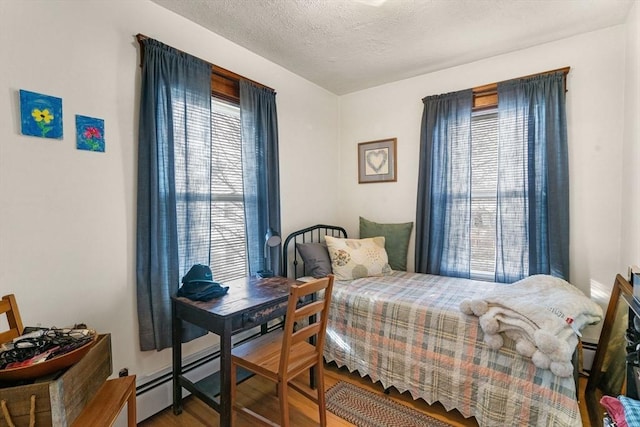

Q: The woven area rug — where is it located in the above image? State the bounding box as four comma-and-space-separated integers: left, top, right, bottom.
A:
326, 381, 453, 427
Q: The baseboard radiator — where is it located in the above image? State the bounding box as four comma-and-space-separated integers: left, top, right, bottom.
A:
134, 345, 219, 422
134, 323, 282, 423
582, 340, 597, 373
132, 328, 597, 423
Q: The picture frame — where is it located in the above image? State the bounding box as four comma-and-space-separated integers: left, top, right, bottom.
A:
76, 115, 105, 153
358, 138, 397, 184
19, 89, 63, 139
632, 265, 640, 304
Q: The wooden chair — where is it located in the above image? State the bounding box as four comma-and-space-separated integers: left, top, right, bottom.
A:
0, 294, 24, 344
231, 275, 334, 427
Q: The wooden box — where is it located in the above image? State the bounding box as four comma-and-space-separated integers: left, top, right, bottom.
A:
0, 333, 112, 427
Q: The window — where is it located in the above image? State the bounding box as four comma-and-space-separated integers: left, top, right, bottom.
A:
418, 68, 569, 283
470, 109, 498, 280
468, 69, 569, 279
210, 98, 247, 282
136, 35, 280, 350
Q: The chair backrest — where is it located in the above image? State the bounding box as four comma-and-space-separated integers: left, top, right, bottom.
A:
279, 275, 334, 377
0, 294, 24, 344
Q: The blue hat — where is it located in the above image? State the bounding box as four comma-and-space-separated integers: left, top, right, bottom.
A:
182, 264, 215, 284
178, 264, 229, 301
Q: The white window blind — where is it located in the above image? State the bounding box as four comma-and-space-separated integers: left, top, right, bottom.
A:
173, 96, 247, 283
210, 98, 247, 282
470, 109, 498, 279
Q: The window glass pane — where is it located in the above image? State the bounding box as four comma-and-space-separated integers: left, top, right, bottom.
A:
470, 110, 498, 278
211, 99, 247, 282
171, 92, 213, 267
212, 101, 244, 197
211, 200, 246, 280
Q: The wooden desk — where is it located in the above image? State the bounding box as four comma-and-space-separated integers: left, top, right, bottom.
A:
172, 276, 298, 427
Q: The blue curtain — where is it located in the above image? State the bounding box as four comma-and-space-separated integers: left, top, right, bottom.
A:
495, 72, 569, 282
136, 39, 211, 351
240, 81, 282, 276
415, 90, 473, 277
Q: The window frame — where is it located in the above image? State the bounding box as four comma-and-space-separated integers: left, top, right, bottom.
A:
468, 67, 569, 280
136, 33, 273, 104
472, 66, 569, 112
137, 33, 274, 281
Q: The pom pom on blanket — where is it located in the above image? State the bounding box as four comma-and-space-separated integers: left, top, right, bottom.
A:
459, 274, 603, 377
550, 360, 574, 377
460, 298, 489, 316
513, 334, 536, 357
484, 331, 504, 349
532, 350, 551, 369
459, 299, 474, 315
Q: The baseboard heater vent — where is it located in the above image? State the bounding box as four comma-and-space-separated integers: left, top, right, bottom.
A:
134, 322, 283, 422
582, 340, 597, 373
132, 326, 595, 422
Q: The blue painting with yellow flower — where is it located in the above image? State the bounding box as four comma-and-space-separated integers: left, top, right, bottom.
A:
75, 115, 105, 153
20, 89, 63, 139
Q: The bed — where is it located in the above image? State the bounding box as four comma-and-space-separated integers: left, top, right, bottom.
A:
282, 224, 585, 427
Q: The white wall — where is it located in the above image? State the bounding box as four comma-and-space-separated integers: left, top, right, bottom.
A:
620, 2, 640, 270
0, 0, 636, 408
337, 26, 629, 343
0, 0, 341, 384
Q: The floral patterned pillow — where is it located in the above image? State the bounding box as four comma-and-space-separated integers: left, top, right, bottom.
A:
325, 235, 391, 281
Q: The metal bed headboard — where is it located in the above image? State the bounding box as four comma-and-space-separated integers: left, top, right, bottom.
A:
282, 224, 347, 279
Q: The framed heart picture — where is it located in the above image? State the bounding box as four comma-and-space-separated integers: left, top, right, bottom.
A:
358, 138, 397, 183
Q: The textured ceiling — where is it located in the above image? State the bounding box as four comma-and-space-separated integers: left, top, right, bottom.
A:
150, 0, 634, 95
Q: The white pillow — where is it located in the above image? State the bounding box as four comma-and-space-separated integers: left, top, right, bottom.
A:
325, 235, 391, 281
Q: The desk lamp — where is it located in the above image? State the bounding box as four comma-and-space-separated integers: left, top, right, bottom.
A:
257, 228, 281, 278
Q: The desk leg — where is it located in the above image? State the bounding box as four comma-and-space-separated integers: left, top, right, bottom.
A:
172, 302, 183, 415
219, 321, 233, 427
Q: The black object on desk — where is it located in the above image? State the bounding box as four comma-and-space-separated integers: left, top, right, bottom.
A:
171, 275, 298, 427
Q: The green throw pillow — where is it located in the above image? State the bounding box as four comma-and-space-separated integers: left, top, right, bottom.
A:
359, 216, 413, 271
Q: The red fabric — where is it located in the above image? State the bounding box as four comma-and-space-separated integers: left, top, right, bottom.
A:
601, 395, 628, 427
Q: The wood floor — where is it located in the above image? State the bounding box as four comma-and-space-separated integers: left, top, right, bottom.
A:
139, 362, 593, 426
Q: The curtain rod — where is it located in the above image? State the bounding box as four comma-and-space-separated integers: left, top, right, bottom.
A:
135, 33, 274, 92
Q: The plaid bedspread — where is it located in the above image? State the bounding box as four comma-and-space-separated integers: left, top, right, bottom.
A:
323, 272, 581, 426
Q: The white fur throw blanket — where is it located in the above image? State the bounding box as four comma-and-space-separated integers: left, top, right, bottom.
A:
460, 275, 603, 377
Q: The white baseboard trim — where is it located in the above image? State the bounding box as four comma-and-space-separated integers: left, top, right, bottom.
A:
132, 329, 597, 423
136, 348, 221, 422
134, 325, 276, 423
